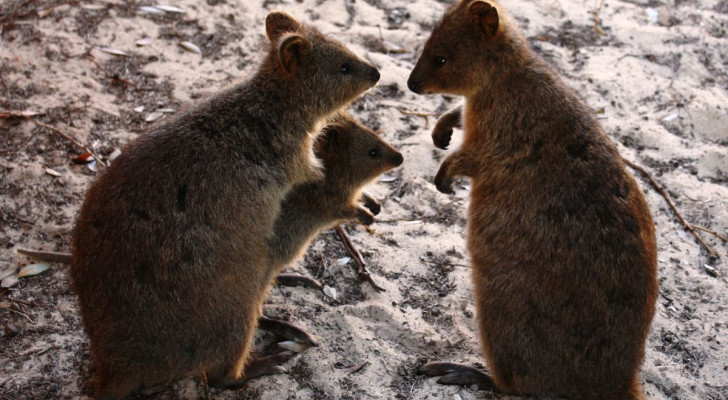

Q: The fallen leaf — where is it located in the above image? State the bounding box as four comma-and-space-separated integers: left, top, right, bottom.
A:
98, 47, 130, 57
145, 111, 165, 122
0, 301, 10, 309
154, 4, 185, 13
139, 6, 165, 14
157, 108, 176, 113
323, 285, 337, 299
72, 152, 94, 164
1, 275, 18, 288
87, 160, 97, 172
108, 148, 122, 162
179, 41, 201, 55
136, 37, 156, 46
37, 8, 53, 18
20, 109, 42, 117
133, 106, 144, 113
17, 263, 51, 278
380, 40, 406, 54
0, 109, 42, 118
44, 167, 62, 177
278, 341, 312, 353
336, 257, 352, 266
379, 175, 397, 183
0, 268, 16, 281
81, 4, 107, 10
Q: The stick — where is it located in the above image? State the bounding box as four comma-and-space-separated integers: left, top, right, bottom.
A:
692, 225, 728, 242
594, 0, 607, 36
28, 118, 108, 168
397, 108, 440, 118
397, 108, 441, 129
623, 157, 717, 258
334, 225, 386, 292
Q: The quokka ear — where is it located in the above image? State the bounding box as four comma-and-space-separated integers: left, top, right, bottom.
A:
278, 33, 311, 75
322, 128, 340, 153
266, 11, 300, 41
468, 1, 500, 38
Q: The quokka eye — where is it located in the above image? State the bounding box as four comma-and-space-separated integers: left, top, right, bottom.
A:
368, 148, 380, 159
434, 56, 447, 67
340, 63, 351, 74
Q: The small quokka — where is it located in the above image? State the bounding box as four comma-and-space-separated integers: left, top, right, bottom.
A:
69, 11, 379, 400
269, 111, 403, 269
408, 1, 658, 399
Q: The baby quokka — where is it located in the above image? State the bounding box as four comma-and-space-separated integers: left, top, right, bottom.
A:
409, 1, 658, 399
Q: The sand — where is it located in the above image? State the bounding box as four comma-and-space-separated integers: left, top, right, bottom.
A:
1, 0, 726, 399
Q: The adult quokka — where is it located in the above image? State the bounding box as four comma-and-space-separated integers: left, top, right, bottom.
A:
70, 11, 379, 399
408, 1, 658, 399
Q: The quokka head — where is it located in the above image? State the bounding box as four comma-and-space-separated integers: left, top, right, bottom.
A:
408, 0, 520, 97
315, 112, 403, 190
265, 11, 380, 115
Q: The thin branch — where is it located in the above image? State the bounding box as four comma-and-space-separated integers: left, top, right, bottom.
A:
28, 118, 108, 168
594, 0, 607, 36
397, 108, 441, 129
692, 225, 728, 242
623, 157, 717, 258
334, 225, 386, 292
397, 108, 440, 118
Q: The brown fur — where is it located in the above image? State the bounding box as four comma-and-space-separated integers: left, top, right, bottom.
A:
69, 11, 379, 400
409, 1, 658, 399
269, 111, 403, 269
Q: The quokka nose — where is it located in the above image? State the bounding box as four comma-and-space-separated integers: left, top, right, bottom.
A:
392, 152, 404, 166
369, 67, 380, 83
407, 77, 420, 94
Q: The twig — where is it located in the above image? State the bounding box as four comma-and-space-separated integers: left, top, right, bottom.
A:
7, 307, 33, 323
397, 108, 441, 128
594, 0, 607, 36
334, 225, 386, 292
28, 118, 108, 168
84, 52, 141, 94
397, 108, 440, 118
692, 225, 728, 242
623, 157, 717, 258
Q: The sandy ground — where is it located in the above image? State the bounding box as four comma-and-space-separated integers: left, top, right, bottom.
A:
1, 0, 727, 399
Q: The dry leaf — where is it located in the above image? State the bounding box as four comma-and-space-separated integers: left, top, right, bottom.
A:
81, 4, 107, 10
1, 275, 18, 288
379, 175, 397, 182
44, 167, 62, 177
108, 148, 122, 162
18, 263, 51, 278
278, 341, 312, 353
133, 106, 144, 113
336, 257, 352, 265
37, 8, 53, 18
0, 109, 42, 118
136, 37, 156, 46
87, 160, 98, 172
154, 4, 185, 13
157, 108, 176, 114
145, 111, 165, 122
139, 6, 164, 14
98, 47, 130, 57
179, 41, 201, 55
0, 268, 16, 281
72, 152, 94, 164
380, 40, 406, 54
0, 301, 10, 309
323, 285, 337, 299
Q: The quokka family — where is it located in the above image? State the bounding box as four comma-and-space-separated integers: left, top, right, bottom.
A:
19, 1, 658, 399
